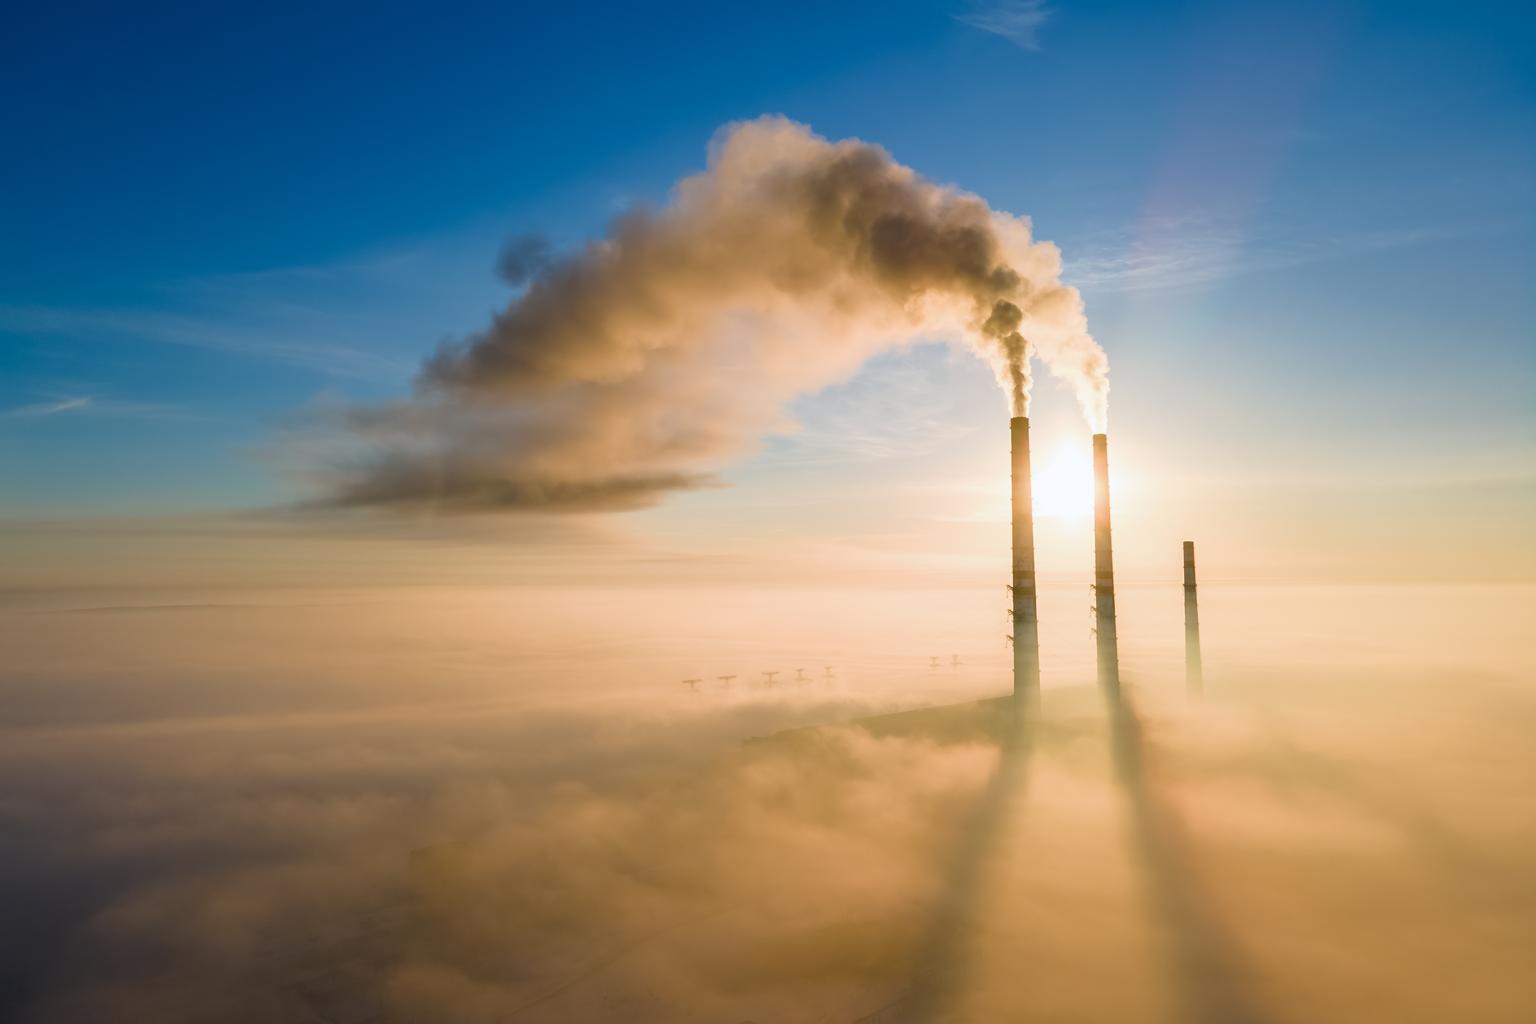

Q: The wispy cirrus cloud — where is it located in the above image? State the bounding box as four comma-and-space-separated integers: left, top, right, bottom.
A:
3, 393, 201, 422
6, 395, 95, 418
1065, 216, 1493, 293
956, 0, 1053, 50
762, 349, 980, 466
0, 231, 510, 386
0, 305, 410, 381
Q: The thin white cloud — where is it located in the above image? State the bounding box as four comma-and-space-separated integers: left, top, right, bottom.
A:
2, 393, 207, 423
763, 353, 979, 466
956, 0, 1053, 50
0, 234, 503, 385
1066, 219, 1493, 293
0, 305, 410, 380
6, 395, 94, 418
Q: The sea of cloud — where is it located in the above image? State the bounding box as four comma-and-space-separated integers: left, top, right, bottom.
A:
1, 582, 1531, 1022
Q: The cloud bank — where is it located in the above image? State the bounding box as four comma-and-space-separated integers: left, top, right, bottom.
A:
10, 675, 1536, 1024
4, 583, 1535, 1023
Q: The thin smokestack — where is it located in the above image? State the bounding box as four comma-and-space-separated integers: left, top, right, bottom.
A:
1011, 416, 1041, 702
1183, 541, 1204, 697
1092, 433, 1120, 694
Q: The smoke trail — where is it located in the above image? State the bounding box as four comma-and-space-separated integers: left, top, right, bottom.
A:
319, 117, 1108, 513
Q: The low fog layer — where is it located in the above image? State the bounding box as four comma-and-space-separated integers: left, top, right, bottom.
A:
1, 583, 1532, 1022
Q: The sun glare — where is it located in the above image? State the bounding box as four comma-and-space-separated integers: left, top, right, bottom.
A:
1032, 444, 1095, 521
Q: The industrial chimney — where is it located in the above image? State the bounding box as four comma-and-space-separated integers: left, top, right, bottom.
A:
1092, 433, 1121, 695
1011, 416, 1041, 701
1183, 541, 1203, 696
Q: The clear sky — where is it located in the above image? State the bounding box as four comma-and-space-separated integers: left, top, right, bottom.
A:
1, 0, 1532, 585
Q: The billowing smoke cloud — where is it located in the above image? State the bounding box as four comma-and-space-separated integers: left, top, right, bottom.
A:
320, 117, 1108, 513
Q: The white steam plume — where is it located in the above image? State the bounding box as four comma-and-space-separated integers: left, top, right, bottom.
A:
320, 117, 1109, 513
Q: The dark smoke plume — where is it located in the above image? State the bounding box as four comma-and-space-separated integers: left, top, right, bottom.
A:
320, 117, 1108, 513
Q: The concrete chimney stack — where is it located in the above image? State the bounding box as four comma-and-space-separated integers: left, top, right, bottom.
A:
1092, 433, 1121, 695
1011, 416, 1041, 701
1183, 541, 1203, 696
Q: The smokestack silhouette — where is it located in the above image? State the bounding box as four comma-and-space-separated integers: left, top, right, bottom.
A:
1093, 433, 1121, 694
1183, 541, 1204, 696
1011, 416, 1041, 701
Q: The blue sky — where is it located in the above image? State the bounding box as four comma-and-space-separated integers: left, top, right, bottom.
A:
1, 0, 1532, 579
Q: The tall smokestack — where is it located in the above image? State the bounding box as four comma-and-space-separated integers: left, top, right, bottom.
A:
1010, 416, 1041, 701
1092, 434, 1121, 694
1183, 541, 1203, 697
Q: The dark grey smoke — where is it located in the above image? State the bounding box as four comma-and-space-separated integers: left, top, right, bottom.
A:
314, 117, 1107, 513
495, 234, 552, 287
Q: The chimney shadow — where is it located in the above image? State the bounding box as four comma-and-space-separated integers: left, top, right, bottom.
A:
837, 697, 1035, 1024
891, 691, 1274, 1024
1105, 683, 1272, 1024
844, 683, 1272, 1024
899, 701, 1035, 1022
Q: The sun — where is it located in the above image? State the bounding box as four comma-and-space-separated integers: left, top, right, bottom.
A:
1032, 443, 1094, 521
